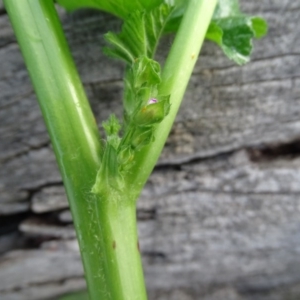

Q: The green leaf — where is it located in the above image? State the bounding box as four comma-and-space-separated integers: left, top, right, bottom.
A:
209, 0, 268, 64
205, 22, 223, 45
93, 116, 125, 193
92, 143, 124, 194
207, 15, 267, 65
164, 0, 268, 65
208, 0, 267, 64
56, 0, 163, 19
124, 56, 161, 116
104, 4, 172, 63
251, 17, 268, 38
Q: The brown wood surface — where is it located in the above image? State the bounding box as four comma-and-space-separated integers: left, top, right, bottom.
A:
1, 1, 300, 299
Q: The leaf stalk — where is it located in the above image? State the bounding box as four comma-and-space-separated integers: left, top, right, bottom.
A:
128, 0, 218, 194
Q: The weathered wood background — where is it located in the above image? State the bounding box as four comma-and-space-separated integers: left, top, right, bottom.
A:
1, 0, 300, 299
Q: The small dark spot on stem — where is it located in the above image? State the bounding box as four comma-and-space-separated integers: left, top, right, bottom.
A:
137, 241, 140, 253
112, 240, 116, 249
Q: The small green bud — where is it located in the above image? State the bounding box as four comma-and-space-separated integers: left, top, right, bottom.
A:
134, 96, 170, 126
102, 114, 121, 149
102, 114, 121, 136
131, 127, 154, 150
132, 56, 161, 87
124, 57, 161, 116
118, 146, 134, 165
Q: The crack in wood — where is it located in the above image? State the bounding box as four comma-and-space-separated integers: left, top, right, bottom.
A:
248, 139, 300, 162
0, 141, 51, 164
0, 276, 85, 294
0, 8, 6, 17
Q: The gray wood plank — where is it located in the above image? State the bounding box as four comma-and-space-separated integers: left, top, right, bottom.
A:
1, 0, 300, 299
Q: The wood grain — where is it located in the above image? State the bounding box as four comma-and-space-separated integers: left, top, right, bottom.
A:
0, 1, 300, 299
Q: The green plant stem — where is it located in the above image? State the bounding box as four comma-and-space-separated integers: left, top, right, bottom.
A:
128, 0, 218, 194
94, 194, 147, 300
4, 0, 146, 299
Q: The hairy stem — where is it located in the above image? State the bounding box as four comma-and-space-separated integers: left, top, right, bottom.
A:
4, 0, 147, 299
93, 193, 147, 300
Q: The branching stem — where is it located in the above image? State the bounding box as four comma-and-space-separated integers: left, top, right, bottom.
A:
4, 0, 218, 299
128, 0, 218, 194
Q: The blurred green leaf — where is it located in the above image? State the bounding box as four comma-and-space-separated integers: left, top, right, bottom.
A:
56, 0, 163, 18
103, 4, 172, 63
206, 0, 268, 65
164, 0, 268, 64
207, 15, 267, 64
134, 96, 170, 127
